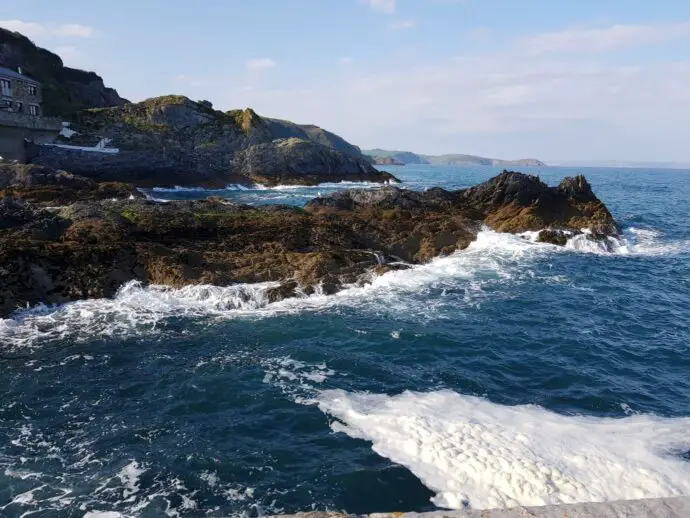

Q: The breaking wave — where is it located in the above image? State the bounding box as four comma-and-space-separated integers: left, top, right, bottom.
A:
316, 389, 690, 510
150, 184, 260, 193
148, 181, 386, 194
1, 228, 686, 350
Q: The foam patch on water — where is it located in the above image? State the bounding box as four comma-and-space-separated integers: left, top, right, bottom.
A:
262, 357, 336, 404
317, 389, 690, 510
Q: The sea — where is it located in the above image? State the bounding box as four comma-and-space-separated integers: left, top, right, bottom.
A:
1, 165, 690, 517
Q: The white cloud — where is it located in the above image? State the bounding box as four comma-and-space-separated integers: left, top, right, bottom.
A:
246, 58, 277, 70
518, 22, 690, 54
219, 39, 690, 161
364, 0, 396, 14
52, 23, 94, 38
388, 19, 416, 30
339, 57, 354, 65
0, 19, 95, 38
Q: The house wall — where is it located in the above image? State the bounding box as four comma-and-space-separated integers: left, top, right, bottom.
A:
0, 74, 42, 115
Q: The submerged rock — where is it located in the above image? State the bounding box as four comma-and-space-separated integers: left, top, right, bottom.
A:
0, 171, 618, 316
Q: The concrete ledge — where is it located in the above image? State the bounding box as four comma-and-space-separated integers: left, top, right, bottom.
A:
277, 496, 690, 518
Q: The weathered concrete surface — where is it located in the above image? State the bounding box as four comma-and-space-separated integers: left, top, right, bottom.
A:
277, 496, 690, 518
0, 112, 61, 161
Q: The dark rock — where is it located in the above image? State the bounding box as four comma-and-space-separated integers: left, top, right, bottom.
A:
0, 171, 619, 317
558, 175, 597, 202
306, 186, 457, 212
0, 163, 142, 206
0, 196, 42, 229
266, 281, 300, 303
537, 229, 572, 246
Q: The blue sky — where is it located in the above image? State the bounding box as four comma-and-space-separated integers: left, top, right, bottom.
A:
2, 0, 690, 162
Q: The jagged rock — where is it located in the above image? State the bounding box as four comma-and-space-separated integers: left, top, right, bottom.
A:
0, 172, 618, 317
459, 171, 619, 234
306, 186, 458, 211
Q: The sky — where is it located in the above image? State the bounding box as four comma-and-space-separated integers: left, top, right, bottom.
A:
2, 0, 690, 162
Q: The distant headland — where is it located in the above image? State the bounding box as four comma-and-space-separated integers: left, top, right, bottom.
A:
365, 149, 546, 167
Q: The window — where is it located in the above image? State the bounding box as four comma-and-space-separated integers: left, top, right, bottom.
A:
15, 102, 23, 113
28, 105, 39, 116
28, 85, 38, 96
0, 78, 11, 95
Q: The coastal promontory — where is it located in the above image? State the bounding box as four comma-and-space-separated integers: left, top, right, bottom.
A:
0, 166, 617, 317
34, 96, 396, 187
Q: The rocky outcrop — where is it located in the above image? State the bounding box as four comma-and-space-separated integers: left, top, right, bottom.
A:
0, 168, 617, 316
369, 155, 405, 166
33, 96, 397, 187
364, 150, 428, 165
0, 163, 142, 205
0, 28, 127, 117
426, 155, 547, 167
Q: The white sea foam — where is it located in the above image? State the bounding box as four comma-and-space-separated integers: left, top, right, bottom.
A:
0, 281, 280, 349
1, 228, 686, 349
559, 227, 690, 256
317, 389, 690, 510
270, 181, 386, 191
148, 180, 386, 194
150, 184, 260, 193
262, 357, 336, 403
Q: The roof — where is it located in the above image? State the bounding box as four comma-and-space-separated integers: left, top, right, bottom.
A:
0, 67, 40, 85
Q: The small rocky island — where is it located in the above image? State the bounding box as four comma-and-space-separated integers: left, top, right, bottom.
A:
0, 163, 618, 317
33, 96, 395, 188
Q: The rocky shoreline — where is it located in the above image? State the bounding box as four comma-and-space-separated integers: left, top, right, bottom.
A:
0, 163, 617, 317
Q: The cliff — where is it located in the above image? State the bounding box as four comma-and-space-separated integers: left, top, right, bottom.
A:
365, 149, 546, 167
0, 27, 127, 117
424, 154, 546, 167
368, 155, 405, 166
364, 149, 428, 165
0, 166, 617, 316
34, 96, 395, 187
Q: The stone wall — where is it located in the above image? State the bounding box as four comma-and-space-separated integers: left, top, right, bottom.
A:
0, 110, 61, 131
0, 112, 61, 161
275, 496, 690, 518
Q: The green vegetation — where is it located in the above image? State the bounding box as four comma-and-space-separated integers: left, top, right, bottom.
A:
226, 108, 261, 133
119, 209, 138, 223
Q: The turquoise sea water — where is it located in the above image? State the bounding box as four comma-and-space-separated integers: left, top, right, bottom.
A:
1, 165, 690, 516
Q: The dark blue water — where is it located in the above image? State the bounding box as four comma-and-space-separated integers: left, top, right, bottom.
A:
2, 166, 690, 516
